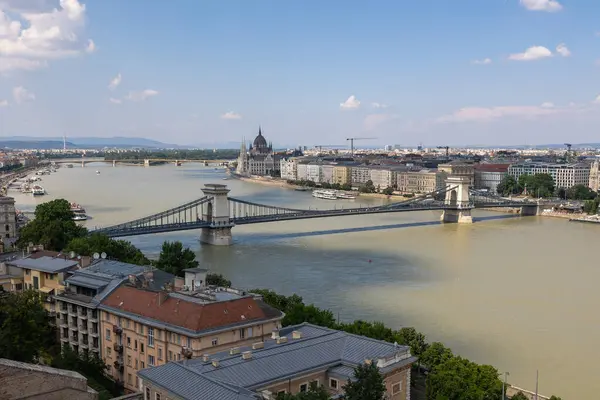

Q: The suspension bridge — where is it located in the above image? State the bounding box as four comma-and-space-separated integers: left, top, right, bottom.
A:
91, 176, 540, 245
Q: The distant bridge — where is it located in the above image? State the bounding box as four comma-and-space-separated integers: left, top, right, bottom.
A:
91, 176, 541, 245
52, 158, 233, 167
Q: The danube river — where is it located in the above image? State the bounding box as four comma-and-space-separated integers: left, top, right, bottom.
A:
12, 162, 598, 398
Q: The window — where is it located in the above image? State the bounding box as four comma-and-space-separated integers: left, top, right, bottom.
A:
186, 337, 191, 348
310, 380, 319, 388
127, 355, 132, 366
135, 359, 138, 369
168, 350, 173, 361
145, 387, 150, 400
134, 340, 138, 350
299, 383, 308, 392
157, 330, 161, 340
127, 373, 132, 384
127, 336, 131, 347
247, 327, 253, 337
239, 328, 245, 339
176, 334, 180, 345
139, 325, 144, 335
330, 378, 338, 389
392, 382, 402, 395
126, 319, 130, 329
140, 343, 145, 353
141, 361, 145, 369
106, 347, 112, 357
148, 327, 154, 347
211, 338, 218, 346
105, 328, 111, 341
148, 355, 155, 366
158, 348, 163, 360
155, 394, 161, 400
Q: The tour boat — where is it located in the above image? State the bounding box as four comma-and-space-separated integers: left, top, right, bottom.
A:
336, 191, 357, 200
31, 185, 45, 196
70, 202, 86, 213
312, 189, 338, 200
72, 212, 88, 221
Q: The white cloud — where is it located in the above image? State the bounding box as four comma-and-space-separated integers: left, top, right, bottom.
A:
540, 102, 555, 108
0, 99, 7, 106
556, 43, 570, 57
125, 89, 158, 102
371, 102, 389, 109
472, 58, 492, 65
594, 95, 600, 104
437, 103, 564, 123
364, 113, 398, 130
109, 97, 121, 104
508, 46, 553, 61
0, 57, 46, 73
220, 111, 242, 120
520, 0, 563, 12
12, 85, 34, 104
85, 39, 95, 54
340, 95, 360, 110
0, 0, 94, 73
108, 73, 122, 90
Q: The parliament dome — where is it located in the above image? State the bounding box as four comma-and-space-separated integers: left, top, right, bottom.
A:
253, 127, 268, 149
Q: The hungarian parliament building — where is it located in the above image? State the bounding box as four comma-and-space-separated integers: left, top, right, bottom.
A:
235, 127, 282, 176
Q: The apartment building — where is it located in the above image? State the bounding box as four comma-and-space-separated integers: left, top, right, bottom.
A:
321, 164, 334, 184
0, 196, 16, 245
589, 160, 600, 192
397, 169, 446, 194
280, 158, 298, 181
508, 162, 591, 189
474, 164, 509, 193
369, 167, 396, 190
332, 165, 351, 185
351, 165, 372, 186
53, 260, 161, 358
138, 323, 416, 400
306, 163, 322, 183
438, 161, 474, 185
0, 358, 99, 400
296, 162, 308, 181
99, 269, 284, 392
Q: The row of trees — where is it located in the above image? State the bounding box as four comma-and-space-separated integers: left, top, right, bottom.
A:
0, 162, 23, 173
497, 174, 598, 201
104, 149, 239, 161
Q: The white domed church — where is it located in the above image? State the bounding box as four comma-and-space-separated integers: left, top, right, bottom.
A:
235, 127, 281, 176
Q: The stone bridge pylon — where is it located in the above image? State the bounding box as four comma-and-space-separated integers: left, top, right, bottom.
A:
441, 176, 473, 223
199, 184, 234, 245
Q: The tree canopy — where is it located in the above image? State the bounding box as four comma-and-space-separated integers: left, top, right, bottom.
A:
65, 233, 150, 265
17, 199, 87, 250
566, 184, 597, 200
0, 290, 55, 363
154, 240, 198, 276
343, 361, 386, 400
519, 173, 555, 198
276, 383, 330, 400
206, 273, 232, 287
496, 175, 518, 196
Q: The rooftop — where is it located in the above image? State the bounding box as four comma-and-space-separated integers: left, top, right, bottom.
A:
0, 358, 87, 380
138, 323, 416, 400
8, 256, 79, 273
99, 285, 283, 336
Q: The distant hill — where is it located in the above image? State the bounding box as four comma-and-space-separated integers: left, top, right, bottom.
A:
0, 140, 77, 150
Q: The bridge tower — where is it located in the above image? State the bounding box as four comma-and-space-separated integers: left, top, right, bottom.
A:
200, 184, 234, 245
440, 175, 473, 224
144, 159, 150, 167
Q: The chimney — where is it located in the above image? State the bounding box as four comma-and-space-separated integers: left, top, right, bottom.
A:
174, 277, 184, 291
211, 360, 219, 368
271, 329, 280, 340
276, 336, 287, 344
241, 351, 252, 360
202, 354, 210, 362
292, 331, 302, 340
229, 347, 240, 355
158, 291, 168, 306
364, 359, 372, 365
252, 342, 264, 350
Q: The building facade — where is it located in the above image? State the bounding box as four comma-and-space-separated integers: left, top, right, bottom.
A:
474, 164, 509, 193
0, 196, 16, 245
589, 160, 600, 192
397, 169, 446, 194
351, 166, 372, 186
508, 162, 591, 189
138, 323, 416, 400
438, 161, 475, 186
235, 128, 280, 177
332, 165, 351, 185
99, 274, 284, 393
305, 163, 322, 183
369, 167, 396, 190
280, 158, 298, 181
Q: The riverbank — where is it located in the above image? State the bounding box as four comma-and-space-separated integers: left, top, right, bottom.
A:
233, 174, 411, 202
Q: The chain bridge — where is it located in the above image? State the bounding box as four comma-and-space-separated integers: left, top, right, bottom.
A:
91, 176, 540, 245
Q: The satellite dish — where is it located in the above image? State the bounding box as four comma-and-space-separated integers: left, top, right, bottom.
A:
92, 252, 100, 260
101, 252, 107, 259
69, 251, 76, 259
77, 255, 81, 260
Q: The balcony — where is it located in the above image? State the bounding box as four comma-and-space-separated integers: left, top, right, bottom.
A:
112, 325, 123, 334
90, 329, 99, 337
89, 311, 98, 321
79, 310, 88, 320
113, 360, 124, 373
113, 343, 123, 353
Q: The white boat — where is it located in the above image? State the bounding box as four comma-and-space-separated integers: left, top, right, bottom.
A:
72, 212, 88, 221
31, 185, 45, 196
312, 189, 338, 200
70, 202, 86, 213
96, 170, 100, 175
336, 191, 357, 200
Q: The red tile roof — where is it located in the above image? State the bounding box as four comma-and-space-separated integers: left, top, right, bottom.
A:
101, 286, 282, 332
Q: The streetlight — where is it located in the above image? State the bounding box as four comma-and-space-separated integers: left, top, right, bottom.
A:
501, 372, 509, 400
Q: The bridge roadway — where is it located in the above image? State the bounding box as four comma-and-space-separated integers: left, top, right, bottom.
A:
52, 158, 233, 165
93, 197, 532, 238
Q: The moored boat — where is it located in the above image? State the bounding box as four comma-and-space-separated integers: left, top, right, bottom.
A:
31, 185, 45, 196
70, 202, 86, 213
72, 212, 88, 221
312, 189, 338, 200
336, 191, 357, 199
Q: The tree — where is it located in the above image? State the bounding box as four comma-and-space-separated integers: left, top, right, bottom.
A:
65, 233, 150, 265
566, 184, 597, 200
394, 327, 428, 363
276, 383, 330, 400
548, 396, 563, 400
511, 392, 528, 400
17, 199, 87, 250
584, 198, 600, 214
382, 186, 394, 196
419, 342, 453, 370
359, 180, 376, 194
341, 183, 352, 191
283, 303, 337, 328
526, 173, 555, 198
0, 290, 54, 363
206, 273, 232, 287
343, 361, 386, 400
496, 175, 518, 196
154, 241, 198, 276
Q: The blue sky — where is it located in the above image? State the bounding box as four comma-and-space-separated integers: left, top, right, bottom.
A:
0, 0, 599, 147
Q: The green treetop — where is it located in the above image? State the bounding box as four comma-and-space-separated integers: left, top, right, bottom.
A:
343, 361, 386, 400
154, 240, 199, 276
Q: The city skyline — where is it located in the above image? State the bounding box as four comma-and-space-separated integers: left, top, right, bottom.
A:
0, 0, 599, 146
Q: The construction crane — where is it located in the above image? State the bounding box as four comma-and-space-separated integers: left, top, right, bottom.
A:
346, 137, 376, 156
437, 146, 450, 158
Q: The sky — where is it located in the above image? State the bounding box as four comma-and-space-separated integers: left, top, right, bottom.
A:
0, 0, 599, 147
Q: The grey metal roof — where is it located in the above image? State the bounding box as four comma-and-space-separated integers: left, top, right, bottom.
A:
138, 323, 414, 400
8, 256, 78, 273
